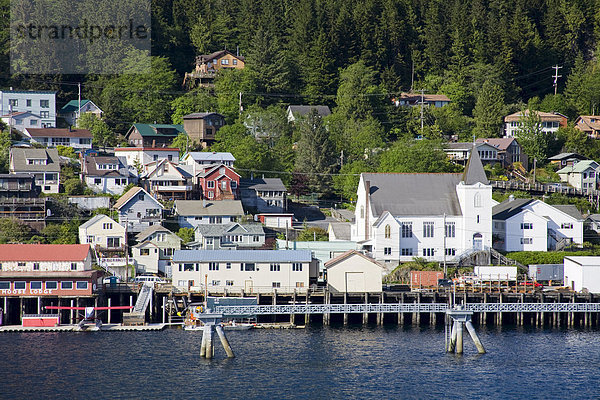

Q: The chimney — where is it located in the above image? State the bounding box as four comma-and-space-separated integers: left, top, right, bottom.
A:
365, 180, 370, 240
509, 194, 515, 202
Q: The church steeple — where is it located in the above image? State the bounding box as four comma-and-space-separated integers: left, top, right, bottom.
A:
463, 145, 489, 185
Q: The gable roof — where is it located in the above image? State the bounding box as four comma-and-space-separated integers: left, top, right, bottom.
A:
474, 137, 517, 151
183, 152, 235, 163
575, 116, 600, 132
552, 205, 584, 221
492, 198, 535, 220
398, 93, 451, 103
0, 244, 90, 262
174, 200, 244, 217
287, 105, 331, 118
127, 124, 185, 139
173, 249, 311, 263
556, 160, 600, 174
10, 148, 60, 172
324, 250, 382, 269
463, 146, 489, 185
1, 111, 40, 119
113, 187, 163, 210
328, 222, 352, 240
83, 155, 132, 178
144, 159, 192, 180
362, 173, 463, 217
183, 112, 225, 120
504, 110, 567, 122
195, 222, 264, 237
196, 50, 245, 64
25, 128, 92, 138
548, 152, 586, 161
135, 224, 177, 242
79, 214, 121, 230
239, 177, 287, 192
60, 100, 95, 113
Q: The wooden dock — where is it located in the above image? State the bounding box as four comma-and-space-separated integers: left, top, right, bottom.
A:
0, 323, 167, 332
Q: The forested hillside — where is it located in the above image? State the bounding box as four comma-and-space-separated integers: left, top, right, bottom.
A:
2, 0, 600, 199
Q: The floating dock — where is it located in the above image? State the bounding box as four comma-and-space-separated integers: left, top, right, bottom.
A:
0, 323, 166, 332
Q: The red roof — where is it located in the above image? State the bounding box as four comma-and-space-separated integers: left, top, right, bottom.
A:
0, 244, 91, 262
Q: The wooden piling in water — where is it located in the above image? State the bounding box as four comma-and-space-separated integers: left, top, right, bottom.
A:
363, 293, 369, 325
216, 324, 234, 358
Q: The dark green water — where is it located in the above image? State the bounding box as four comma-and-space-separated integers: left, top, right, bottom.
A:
1, 325, 599, 399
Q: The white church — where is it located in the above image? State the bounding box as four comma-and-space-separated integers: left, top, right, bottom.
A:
351, 149, 493, 266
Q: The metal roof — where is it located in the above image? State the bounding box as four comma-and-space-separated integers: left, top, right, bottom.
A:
184, 152, 235, 163
173, 249, 312, 263
195, 223, 264, 236
492, 198, 534, 220
557, 160, 600, 174
239, 177, 287, 192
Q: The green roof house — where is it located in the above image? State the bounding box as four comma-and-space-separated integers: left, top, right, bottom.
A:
125, 123, 186, 148
557, 160, 600, 194
59, 99, 103, 126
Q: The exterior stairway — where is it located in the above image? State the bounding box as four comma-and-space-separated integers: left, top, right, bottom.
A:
123, 283, 153, 325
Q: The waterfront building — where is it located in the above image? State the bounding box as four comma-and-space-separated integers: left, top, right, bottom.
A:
190, 223, 266, 250
563, 256, 600, 293
351, 149, 492, 266
133, 225, 182, 276
172, 249, 318, 294
324, 250, 384, 293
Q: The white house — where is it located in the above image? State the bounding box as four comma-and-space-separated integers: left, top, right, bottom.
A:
82, 155, 137, 195
133, 225, 181, 276
23, 127, 93, 149
286, 105, 331, 123
114, 147, 180, 167
59, 99, 103, 126
141, 159, 194, 200
0, 89, 56, 128
563, 256, 600, 293
503, 110, 567, 138
172, 249, 319, 294
324, 250, 384, 293
78, 214, 126, 252
0, 244, 92, 271
351, 149, 493, 266
557, 160, 599, 194
492, 198, 584, 252
191, 223, 265, 250
113, 187, 164, 233
180, 152, 236, 173
174, 199, 244, 229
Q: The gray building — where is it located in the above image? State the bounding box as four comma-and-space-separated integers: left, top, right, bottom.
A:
240, 177, 287, 213
9, 148, 61, 193
174, 199, 244, 229
113, 187, 164, 233
190, 222, 266, 250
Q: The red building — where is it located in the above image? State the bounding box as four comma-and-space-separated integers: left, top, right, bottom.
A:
196, 164, 240, 200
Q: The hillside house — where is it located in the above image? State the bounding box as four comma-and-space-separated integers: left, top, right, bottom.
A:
133, 225, 181, 276
59, 99, 103, 126
174, 199, 244, 229
22, 127, 93, 149
125, 123, 186, 148
504, 110, 567, 138
113, 187, 164, 233
0, 89, 56, 128
557, 160, 600, 194
9, 148, 60, 194
82, 155, 136, 195
182, 112, 226, 148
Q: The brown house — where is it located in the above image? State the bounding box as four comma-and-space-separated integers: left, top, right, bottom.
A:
125, 124, 186, 148
183, 112, 226, 148
575, 115, 600, 139
184, 50, 245, 87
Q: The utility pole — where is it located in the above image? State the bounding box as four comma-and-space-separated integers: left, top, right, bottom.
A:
552, 65, 562, 96
239, 92, 243, 115
8, 104, 12, 139
340, 150, 344, 168
77, 82, 81, 126
420, 89, 425, 133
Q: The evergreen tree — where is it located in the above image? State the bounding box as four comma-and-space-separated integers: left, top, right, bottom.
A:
473, 80, 506, 137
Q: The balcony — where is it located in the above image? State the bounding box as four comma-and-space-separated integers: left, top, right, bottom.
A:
99, 257, 128, 267
153, 185, 192, 192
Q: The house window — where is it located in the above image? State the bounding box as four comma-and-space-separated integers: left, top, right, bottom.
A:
206, 238, 213, 245
0, 282, 9, 289
401, 248, 413, 256
18, 262, 26, 267
46, 281, 58, 290
209, 262, 219, 271
195, 217, 203, 221
423, 222, 434, 238
401, 223, 413, 238
76, 281, 88, 290
384, 247, 392, 255
107, 237, 120, 248
231, 181, 237, 189
40, 111, 49, 118
445, 248, 456, 256
140, 249, 150, 256
221, 59, 229, 65
26, 99, 31, 107
40, 99, 49, 108
183, 263, 194, 271
270, 263, 281, 271
207, 181, 215, 188
244, 263, 255, 271
233, 59, 238, 65
208, 191, 214, 199
272, 282, 281, 288
360, 206, 364, 219
30, 281, 42, 290
384, 224, 391, 238
292, 263, 302, 272
80, 138, 91, 145
86, 235, 94, 243
520, 223, 533, 230
163, 248, 174, 256
94, 178, 102, 184
211, 280, 220, 286
561, 223, 573, 229
33, 262, 40, 270
445, 222, 455, 238
8, 99, 18, 107
296, 282, 305, 288
422, 248, 435, 257
521, 238, 533, 244
61, 281, 73, 290
226, 263, 231, 269
139, 194, 145, 200
253, 235, 260, 242
71, 263, 77, 270
226, 280, 234, 286
30, 120, 38, 126
14, 281, 26, 290
103, 222, 113, 230
209, 217, 222, 224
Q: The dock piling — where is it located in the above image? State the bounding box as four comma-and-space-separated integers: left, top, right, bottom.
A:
215, 324, 235, 358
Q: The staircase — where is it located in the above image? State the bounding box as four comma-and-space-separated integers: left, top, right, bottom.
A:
489, 247, 525, 269
123, 283, 153, 326
548, 229, 573, 251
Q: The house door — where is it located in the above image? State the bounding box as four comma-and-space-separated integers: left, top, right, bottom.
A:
244, 280, 253, 293
473, 233, 483, 251
345, 272, 365, 293
221, 181, 227, 190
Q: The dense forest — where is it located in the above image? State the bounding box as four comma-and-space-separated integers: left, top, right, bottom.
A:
3, 0, 600, 200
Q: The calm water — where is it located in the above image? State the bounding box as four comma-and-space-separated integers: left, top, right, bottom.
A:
1, 325, 599, 399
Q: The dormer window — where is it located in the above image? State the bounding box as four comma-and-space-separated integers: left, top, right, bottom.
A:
27, 158, 46, 165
